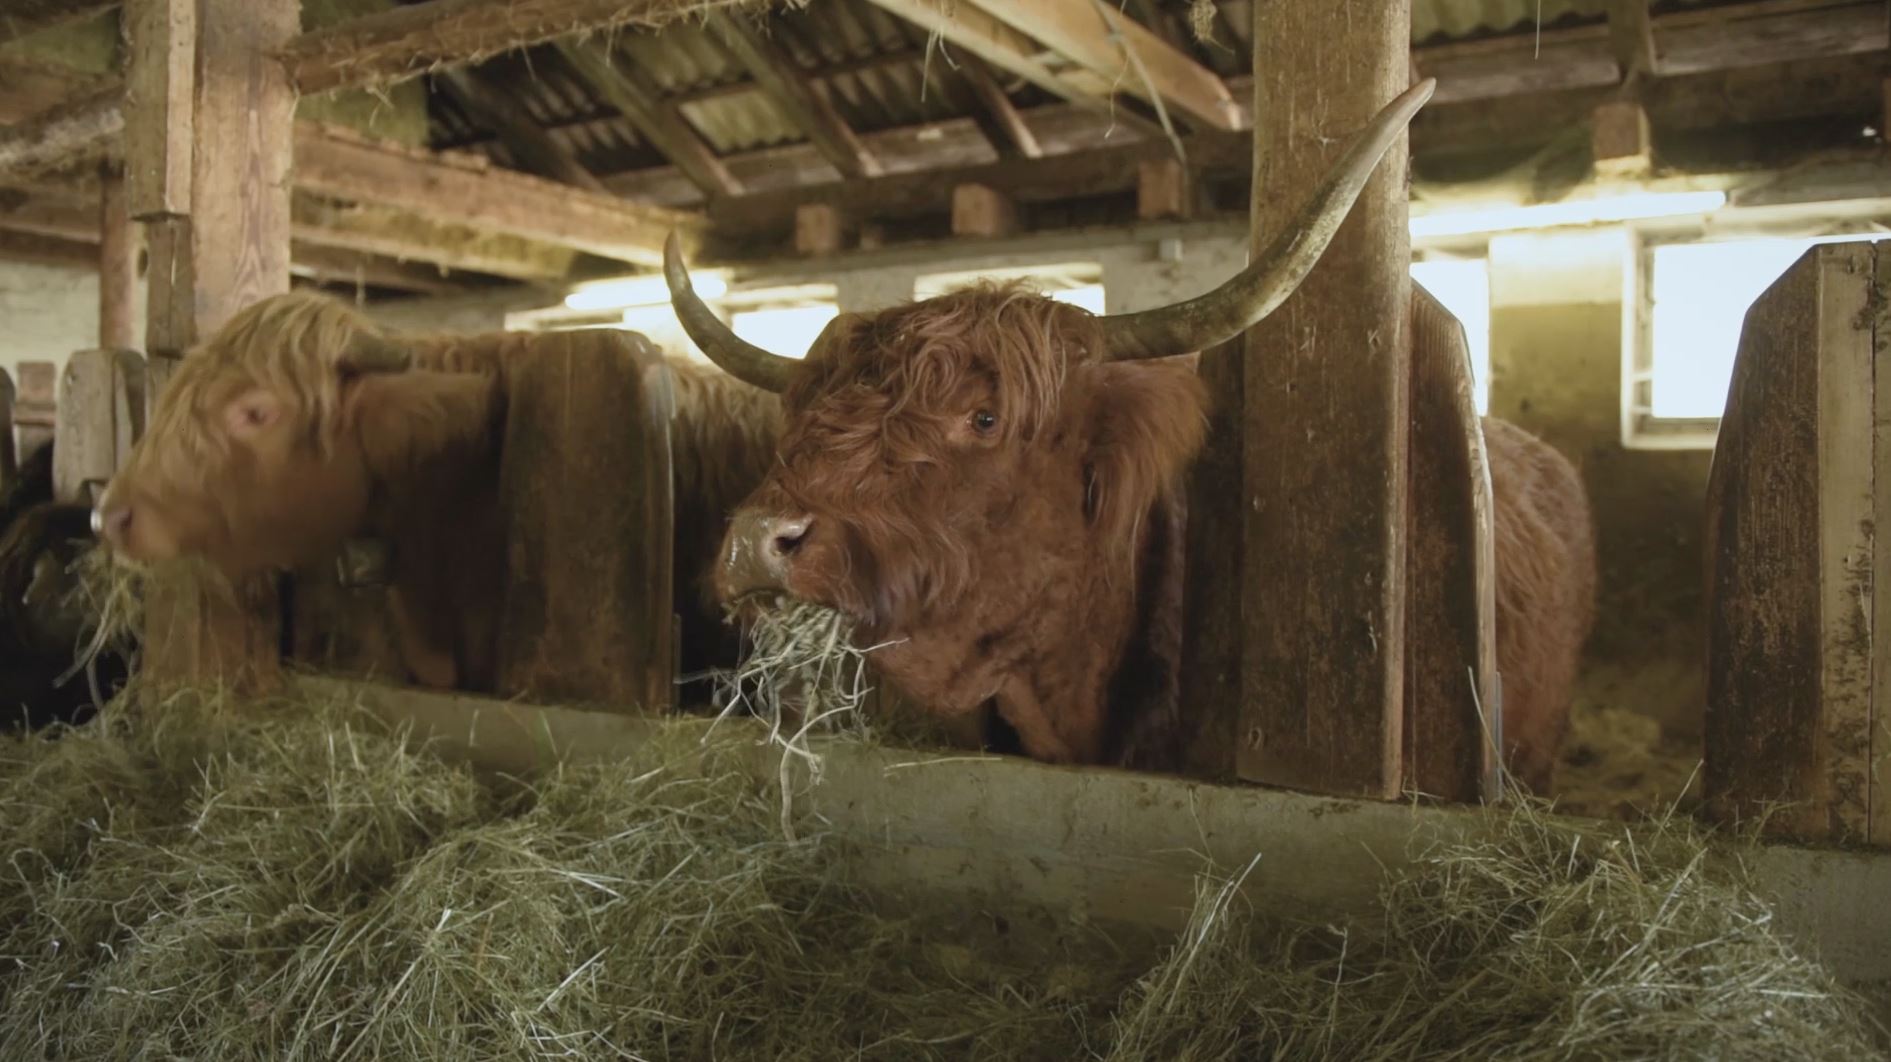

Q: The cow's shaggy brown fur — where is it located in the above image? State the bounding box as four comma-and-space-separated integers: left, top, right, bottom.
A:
104, 292, 781, 694
718, 282, 1596, 785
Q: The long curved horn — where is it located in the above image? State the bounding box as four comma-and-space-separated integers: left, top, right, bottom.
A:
663, 232, 797, 393
338, 332, 413, 374
1099, 78, 1436, 361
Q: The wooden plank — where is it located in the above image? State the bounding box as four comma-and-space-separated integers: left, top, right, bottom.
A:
289, 245, 469, 296
1705, 244, 1877, 844
1239, 2, 1412, 798
293, 124, 690, 267
1136, 156, 1188, 220
1404, 286, 1498, 803
553, 38, 744, 198
962, 0, 1241, 132
111, 349, 145, 472
1590, 99, 1652, 179
284, 0, 762, 95
97, 165, 140, 349
950, 182, 1016, 237
705, 11, 883, 180
0, 227, 96, 268
957, 52, 1043, 160
123, 0, 194, 219
289, 194, 579, 282
793, 202, 843, 256
52, 349, 118, 505
495, 330, 675, 711
435, 66, 607, 192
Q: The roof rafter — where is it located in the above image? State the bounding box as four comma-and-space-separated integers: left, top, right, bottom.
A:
435, 65, 608, 192
702, 10, 883, 180
553, 37, 745, 198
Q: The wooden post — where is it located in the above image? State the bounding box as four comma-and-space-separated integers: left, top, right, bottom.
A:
1404, 287, 1499, 802
128, 0, 296, 691
97, 166, 141, 349
52, 350, 118, 505
1705, 242, 1889, 847
794, 203, 844, 257
1137, 157, 1191, 220
1240, 1, 1413, 798
13, 361, 55, 459
495, 331, 675, 711
951, 182, 1018, 238
1591, 99, 1653, 179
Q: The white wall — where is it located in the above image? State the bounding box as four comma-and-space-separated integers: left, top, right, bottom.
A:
0, 261, 107, 385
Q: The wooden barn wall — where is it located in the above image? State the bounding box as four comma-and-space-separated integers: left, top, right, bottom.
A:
1486, 230, 1710, 741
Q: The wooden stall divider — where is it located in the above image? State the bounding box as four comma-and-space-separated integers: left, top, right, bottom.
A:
1404, 285, 1501, 803
1705, 241, 1889, 847
13, 361, 56, 460
494, 330, 676, 711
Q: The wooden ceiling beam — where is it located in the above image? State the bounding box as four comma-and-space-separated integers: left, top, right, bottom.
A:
292, 123, 691, 267
957, 53, 1042, 160
282, 0, 776, 96
553, 37, 744, 198
0, 227, 95, 267
1606, 0, 1660, 84
435, 66, 606, 192
289, 245, 475, 296
960, 0, 1240, 132
703, 11, 882, 179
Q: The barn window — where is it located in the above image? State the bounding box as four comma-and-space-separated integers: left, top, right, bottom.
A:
1410, 256, 1490, 415
1628, 231, 1883, 449
725, 284, 840, 360
914, 262, 1105, 314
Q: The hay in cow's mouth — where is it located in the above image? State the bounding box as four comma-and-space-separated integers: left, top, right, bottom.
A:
59, 546, 147, 695
0, 684, 1883, 1060
710, 594, 886, 836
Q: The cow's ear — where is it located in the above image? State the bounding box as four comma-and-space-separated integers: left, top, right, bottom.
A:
1081, 361, 1208, 544
346, 370, 501, 482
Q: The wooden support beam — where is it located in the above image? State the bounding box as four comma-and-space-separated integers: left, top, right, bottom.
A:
0, 0, 114, 45
1706, 241, 1890, 848
1136, 156, 1189, 220
293, 124, 689, 267
793, 202, 844, 256
962, 0, 1241, 132
52, 349, 129, 505
705, 11, 883, 180
289, 246, 472, 297
124, 0, 193, 219
97, 165, 140, 349
1606, 0, 1660, 84
132, 0, 295, 692
950, 182, 1016, 237
1591, 98, 1653, 178
957, 53, 1043, 160
553, 38, 744, 198
289, 194, 579, 281
1240, 2, 1412, 798
435, 66, 607, 193
283, 0, 763, 96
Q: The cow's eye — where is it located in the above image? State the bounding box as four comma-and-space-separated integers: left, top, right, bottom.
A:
971, 409, 998, 435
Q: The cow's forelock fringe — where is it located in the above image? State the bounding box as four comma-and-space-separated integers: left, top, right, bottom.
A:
767, 284, 1099, 629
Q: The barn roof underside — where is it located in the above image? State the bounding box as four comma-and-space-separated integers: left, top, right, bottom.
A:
0, 0, 1882, 299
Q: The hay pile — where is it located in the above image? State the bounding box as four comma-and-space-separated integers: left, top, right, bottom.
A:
1, 685, 1883, 1060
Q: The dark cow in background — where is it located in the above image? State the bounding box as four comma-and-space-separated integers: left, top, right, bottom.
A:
666, 78, 1597, 794
94, 293, 780, 696
1, 441, 131, 730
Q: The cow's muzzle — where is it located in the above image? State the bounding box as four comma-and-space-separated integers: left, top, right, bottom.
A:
722, 509, 812, 599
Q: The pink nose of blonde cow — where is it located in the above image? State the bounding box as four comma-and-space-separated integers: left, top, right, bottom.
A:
724, 510, 813, 598
93, 502, 132, 547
